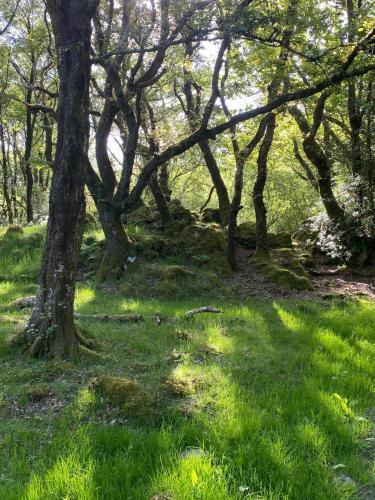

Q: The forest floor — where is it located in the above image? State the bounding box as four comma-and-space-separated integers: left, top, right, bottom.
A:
0, 226, 374, 500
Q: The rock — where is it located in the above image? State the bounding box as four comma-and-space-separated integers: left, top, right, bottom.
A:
21, 232, 44, 248
10, 296, 36, 309
135, 233, 176, 258
181, 222, 226, 254
154, 279, 180, 297
236, 222, 257, 249
236, 222, 292, 249
169, 199, 195, 225
119, 284, 137, 297
201, 207, 222, 225
253, 248, 312, 290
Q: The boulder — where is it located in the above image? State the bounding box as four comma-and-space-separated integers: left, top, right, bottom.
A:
201, 208, 222, 225
236, 221, 292, 249
253, 248, 312, 290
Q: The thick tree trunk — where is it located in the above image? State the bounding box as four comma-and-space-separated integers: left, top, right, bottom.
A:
96, 201, 132, 283
20, 0, 98, 359
302, 136, 346, 226
253, 114, 276, 257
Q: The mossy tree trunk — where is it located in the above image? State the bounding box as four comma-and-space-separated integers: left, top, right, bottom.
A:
96, 200, 132, 283
253, 114, 276, 257
149, 172, 172, 228
198, 139, 231, 226
21, 0, 99, 359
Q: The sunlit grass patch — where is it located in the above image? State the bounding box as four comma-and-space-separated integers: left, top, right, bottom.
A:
0, 227, 374, 499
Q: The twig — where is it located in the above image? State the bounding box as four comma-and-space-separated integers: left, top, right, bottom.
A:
184, 306, 222, 317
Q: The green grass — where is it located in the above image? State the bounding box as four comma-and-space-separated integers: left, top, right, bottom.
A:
0, 226, 374, 499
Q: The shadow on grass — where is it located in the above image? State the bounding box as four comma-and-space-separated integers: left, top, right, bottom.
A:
1, 292, 374, 499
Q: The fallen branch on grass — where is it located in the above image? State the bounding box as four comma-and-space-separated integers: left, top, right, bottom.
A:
9, 296, 222, 323
73, 313, 143, 323
184, 306, 222, 317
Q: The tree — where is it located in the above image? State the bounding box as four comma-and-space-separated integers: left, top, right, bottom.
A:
18, 0, 99, 358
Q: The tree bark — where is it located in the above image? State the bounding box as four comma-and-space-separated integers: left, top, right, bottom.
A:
253, 114, 276, 257
198, 139, 230, 226
21, 0, 99, 359
96, 200, 132, 283
149, 172, 172, 228
0, 123, 13, 224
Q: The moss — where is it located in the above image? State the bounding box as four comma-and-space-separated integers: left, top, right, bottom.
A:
25, 383, 51, 402
154, 279, 180, 297
253, 249, 312, 290
92, 375, 153, 415
120, 284, 137, 297
236, 222, 292, 249
268, 232, 292, 248
21, 232, 44, 248
201, 208, 222, 225
146, 264, 194, 280
3, 225, 24, 238
135, 233, 176, 258
206, 251, 233, 276
181, 222, 225, 254
169, 199, 195, 225
162, 376, 193, 398
236, 222, 257, 249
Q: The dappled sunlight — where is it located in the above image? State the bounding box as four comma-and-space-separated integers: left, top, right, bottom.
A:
274, 303, 306, 333
315, 327, 354, 358
24, 452, 95, 500
75, 287, 96, 306
152, 452, 231, 500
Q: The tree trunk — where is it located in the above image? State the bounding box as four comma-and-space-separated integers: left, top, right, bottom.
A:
20, 0, 99, 359
96, 201, 132, 283
302, 136, 346, 226
253, 114, 276, 257
0, 123, 13, 224
159, 163, 172, 202
149, 172, 172, 228
25, 62, 36, 223
198, 139, 230, 226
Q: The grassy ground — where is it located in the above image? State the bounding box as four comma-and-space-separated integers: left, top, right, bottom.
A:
0, 226, 374, 499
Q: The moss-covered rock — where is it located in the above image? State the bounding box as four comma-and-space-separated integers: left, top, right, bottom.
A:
169, 199, 196, 225
181, 222, 225, 254
154, 279, 180, 297
135, 233, 176, 258
147, 264, 195, 280
92, 375, 153, 415
253, 248, 312, 290
21, 232, 44, 248
120, 284, 138, 297
206, 251, 233, 276
127, 200, 195, 230
236, 222, 292, 249
3, 225, 24, 238
268, 232, 292, 248
201, 208, 222, 225
236, 222, 257, 249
